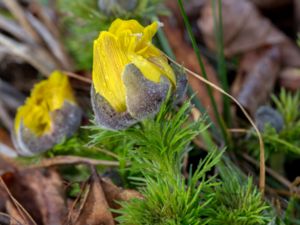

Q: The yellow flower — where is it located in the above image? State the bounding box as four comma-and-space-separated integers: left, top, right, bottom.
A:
13, 71, 82, 155
15, 71, 75, 136
93, 19, 176, 112
92, 19, 186, 130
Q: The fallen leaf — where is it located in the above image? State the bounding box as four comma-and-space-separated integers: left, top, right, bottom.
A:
1, 174, 35, 225
74, 168, 114, 225
2, 168, 67, 225
184, 0, 207, 17
0, 183, 7, 213
279, 40, 300, 68
198, 0, 285, 56
5, 198, 35, 225
231, 47, 281, 116
278, 67, 300, 91
0, 129, 13, 148
101, 177, 143, 211
0, 153, 17, 175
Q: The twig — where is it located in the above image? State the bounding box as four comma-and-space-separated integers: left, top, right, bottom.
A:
267, 187, 300, 199
242, 153, 296, 191
228, 128, 248, 133
0, 177, 37, 225
65, 180, 89, 225
62, 71, 92, 84
2, 0, 41, 43
27, 155, 121, 168
166, 55, 266, 194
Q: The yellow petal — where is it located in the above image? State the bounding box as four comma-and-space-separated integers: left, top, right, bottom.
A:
148, 56, 176, 86
92, 31, 129, 112
109, 19, 144, 35
92, 19, 177, 115
15, 71, 76, 136
135, 22, 158, 54
130, 55, 162, 83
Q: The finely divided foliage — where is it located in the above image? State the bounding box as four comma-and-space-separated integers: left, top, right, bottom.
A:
88, 97, 272, 224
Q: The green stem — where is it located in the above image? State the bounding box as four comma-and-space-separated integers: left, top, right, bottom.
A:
212, 0, 231, 126
154, 17, 221, 144
177, 0, 230, 146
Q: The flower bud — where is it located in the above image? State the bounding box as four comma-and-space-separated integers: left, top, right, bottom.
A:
13, 71, 82, 156
255, 105, 284, 133
91, 19, 187, 130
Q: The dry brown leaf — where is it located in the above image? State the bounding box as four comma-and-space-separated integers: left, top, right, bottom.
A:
278, 68, 300, 91
0, 130, 13, 149
74, 168, 114, 225
0, 154, 17, 174
2, 168, 67, 225
5, 199, 34, 225
101, 178, 143, 211
198, 0, 286, 56
231, 47, 281, 116
198, 0, 300, 68
184, 0, 207, 17
279, 40, 300, 67
161, 2, 222, 121
0, 184, 7, 213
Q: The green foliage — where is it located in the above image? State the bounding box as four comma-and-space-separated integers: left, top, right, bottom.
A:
89, 98, 220, 224
203, 166, 272, 225
116, 150, 222, 225
248, 89, 300, 158
177, 0, 230, 146
266, 89, 300, 155
57, 0, 168, 70
284, 196, 300, 225
271, 89, 300, 127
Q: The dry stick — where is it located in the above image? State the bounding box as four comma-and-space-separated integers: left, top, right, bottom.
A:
2, 0, 40, 43
66, 180, 89, 225
27, 155, 120, 169
62, 71, 92, 84
72, 181, 91, 224
228, 128, 248, 133
267, 188, 300, 199
166, 55, 266, 194
242, 153, 293, 190
0, 177, 37, 225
